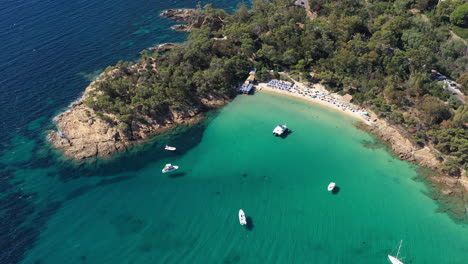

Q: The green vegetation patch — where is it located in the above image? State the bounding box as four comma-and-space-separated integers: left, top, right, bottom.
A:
452, 25, 468, 39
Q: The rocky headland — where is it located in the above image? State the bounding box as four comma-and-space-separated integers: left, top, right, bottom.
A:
48, 8, 230, 160
48, 69, 228, 160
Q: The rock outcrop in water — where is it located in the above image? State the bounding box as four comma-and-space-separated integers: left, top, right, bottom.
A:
149, 43, 180, 53
162, 8, 225, 32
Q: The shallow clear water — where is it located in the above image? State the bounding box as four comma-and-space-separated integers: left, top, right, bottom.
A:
1, 1, 468, 263
11, 93, 468, 264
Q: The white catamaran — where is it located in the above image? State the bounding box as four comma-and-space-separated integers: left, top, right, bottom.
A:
388, 240, 405, 264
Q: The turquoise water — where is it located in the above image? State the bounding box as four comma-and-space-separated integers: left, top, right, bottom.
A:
1, 0, 468, 262
13, 93, 468, 264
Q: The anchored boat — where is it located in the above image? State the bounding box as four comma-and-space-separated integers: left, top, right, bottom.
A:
165, 145, 176, 151
327, 182, 336, 191
162, 163, 179, 173
388, 240, 405, 264
239, 209, 247, 226
272, 124, 289, 136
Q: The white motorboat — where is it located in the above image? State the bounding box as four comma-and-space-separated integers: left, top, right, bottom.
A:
239, 209, 247, 226
165, 145, 176, 151
272, 124, 289, 136
162, 163, 179, 173
327, 182, 336, 191
388, 240, 405, 264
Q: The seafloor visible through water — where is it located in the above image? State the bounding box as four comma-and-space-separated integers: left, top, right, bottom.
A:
1, 1, 467, 264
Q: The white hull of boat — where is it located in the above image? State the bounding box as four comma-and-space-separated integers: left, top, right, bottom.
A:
162, 165, 179, 173
328, 182, 336, 191
388, 255, 404, 264
239, 209, 247, 226
165, 145, 176, 151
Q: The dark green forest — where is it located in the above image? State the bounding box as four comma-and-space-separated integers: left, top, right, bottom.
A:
84, 0, 467, 175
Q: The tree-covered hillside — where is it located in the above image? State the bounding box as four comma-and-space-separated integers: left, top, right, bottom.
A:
85, 0, 467, 175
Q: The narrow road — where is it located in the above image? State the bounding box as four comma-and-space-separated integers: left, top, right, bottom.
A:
450, 30, 468, 46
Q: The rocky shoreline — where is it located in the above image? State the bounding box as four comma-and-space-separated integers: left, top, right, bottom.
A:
48, 85, 227, 160
161, 8, 225, 32
357, 119, 467, 221
161, 9, 198, 32
149, 43, 180, 53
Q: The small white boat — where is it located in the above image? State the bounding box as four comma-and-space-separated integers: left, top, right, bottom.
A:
162, 163, 179, 173
272, 124, 289, 136
388, 240, 405, 264
327, 182, 336, 191
239, 209, 247, 226
165, 145, 176, 151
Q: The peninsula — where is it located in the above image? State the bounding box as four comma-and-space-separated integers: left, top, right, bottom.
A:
49, 1, 467, 212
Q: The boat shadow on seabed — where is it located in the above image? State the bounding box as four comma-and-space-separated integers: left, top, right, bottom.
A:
245, 216, 254, 231
332, 186, 341, 195
279, 129, 293, 139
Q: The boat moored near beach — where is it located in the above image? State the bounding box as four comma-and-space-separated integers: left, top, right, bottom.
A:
239, 209, 247, 226
162, 163, 179, 173
273, 124, 289, 136
327, 182, 336, 191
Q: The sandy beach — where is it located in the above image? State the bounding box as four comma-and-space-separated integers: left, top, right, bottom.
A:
256, 81, 373, 125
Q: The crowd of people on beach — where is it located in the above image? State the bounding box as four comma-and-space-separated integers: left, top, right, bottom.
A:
266, 79, 373, 123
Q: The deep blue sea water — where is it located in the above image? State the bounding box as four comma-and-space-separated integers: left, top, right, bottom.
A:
1, 1, 468, 264
0, 1, 241, 263
0, 0, 239, 143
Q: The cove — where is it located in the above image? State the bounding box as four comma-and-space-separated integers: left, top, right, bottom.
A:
18, 93, 468, 264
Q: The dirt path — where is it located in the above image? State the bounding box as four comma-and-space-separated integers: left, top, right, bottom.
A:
303, 0, 317, 20
450, 30, 468, 45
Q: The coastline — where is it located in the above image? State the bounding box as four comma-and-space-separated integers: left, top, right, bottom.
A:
257, 83, 372, 125
47, 7, 231, 161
